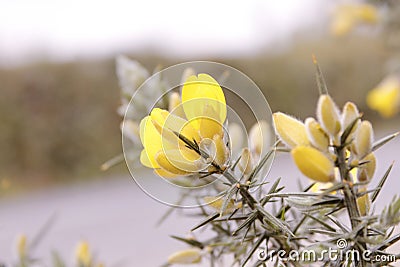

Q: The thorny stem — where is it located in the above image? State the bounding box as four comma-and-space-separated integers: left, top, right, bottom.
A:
336, 144, 367, 267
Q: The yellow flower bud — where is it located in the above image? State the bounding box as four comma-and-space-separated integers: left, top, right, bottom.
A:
212, 134, 228, 168
354, 121, 373, 159
249, 120, 272, 156
291, 146, 335, 183
273, 112, 309, 148
342, 102, 360, 141
121, 120, 140, 143
204, 196, 237, 215
305, 117, 329, 151
16, 234, 27, 259
357, 153, 376, 182
238, 148, 253, 175
167, 249, 202, 264
75, 241, 91, 266
357, 187, 370, 216
317, 94, 341, 138
310, 182, 335, 194
168, 92, 185, 118
228, 123, 244, 157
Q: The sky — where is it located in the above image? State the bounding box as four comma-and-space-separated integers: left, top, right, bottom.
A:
0, 0, 330, 66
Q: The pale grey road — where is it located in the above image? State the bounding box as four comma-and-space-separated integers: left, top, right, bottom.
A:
1, 135, 399, 266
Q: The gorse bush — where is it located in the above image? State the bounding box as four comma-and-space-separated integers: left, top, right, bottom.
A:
116, 55, 399, 266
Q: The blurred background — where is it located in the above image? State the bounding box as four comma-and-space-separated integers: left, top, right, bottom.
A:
1, 0, 400, 266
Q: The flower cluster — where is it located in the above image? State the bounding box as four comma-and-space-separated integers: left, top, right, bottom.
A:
274, 93, 377, 214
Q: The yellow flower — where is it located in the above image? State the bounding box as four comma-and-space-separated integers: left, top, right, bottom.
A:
317, 94, 341, 138
167, 248, 202, 264
139, 74, 227, 177
305, 117, 329, 152
367, 75, 400, 118
273, 112, 309, 148
331, 4, 378, 36
291, 146, 335, 183
353, 121, 373, 160
75, 241, 91, 266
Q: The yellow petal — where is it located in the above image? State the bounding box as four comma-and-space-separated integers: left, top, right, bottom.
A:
273, 112, 310, 148
367, 76, 400, 118
291, 146, 335, 183
342, 102, 360, 142
154, 168, 179, 178
182, 74, 226, 129
203, 196, 238, 215
310, 182, 335, 194
150, 108, 200, 143
317, 94, 341, 137
156, 149, 202, 175
305, 117, 329, 152
167, 249, 202, 264
357, 152, 376, 182
354, 120, 373, 159
357, 187, 370, 216
139, 116, 161, 168
213, 134, 228, 167
196, 104, 224, 139
140, 149, 153, 168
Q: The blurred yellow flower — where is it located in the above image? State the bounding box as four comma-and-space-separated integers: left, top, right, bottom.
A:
291, 146, 335, 183
331, 3, 378, 36
16, 234, 27, 259
367, 75, 400, 118
167, 248, 202, 264
75, 241, 91, 266
139, 74, 228, 177
273, 112, 309, 148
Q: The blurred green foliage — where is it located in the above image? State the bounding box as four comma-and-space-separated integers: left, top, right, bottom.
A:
0, 35, 398, 190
